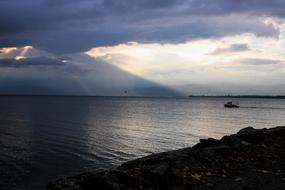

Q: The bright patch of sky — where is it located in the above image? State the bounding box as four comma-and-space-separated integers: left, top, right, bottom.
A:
86, 18, 285, 87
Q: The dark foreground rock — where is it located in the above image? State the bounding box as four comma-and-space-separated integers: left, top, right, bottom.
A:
47, 126, 285, 190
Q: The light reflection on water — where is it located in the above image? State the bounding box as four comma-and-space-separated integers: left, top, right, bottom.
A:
0, 96, 285, 189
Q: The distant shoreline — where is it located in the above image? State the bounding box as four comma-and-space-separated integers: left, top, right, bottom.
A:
188, 95, 285, 99
0, 94, 285, 99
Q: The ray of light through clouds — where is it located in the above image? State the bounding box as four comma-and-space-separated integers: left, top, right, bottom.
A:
1, 0, 285, 95
86, 25, 285, 87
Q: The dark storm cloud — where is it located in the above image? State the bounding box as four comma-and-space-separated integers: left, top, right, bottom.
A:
0, 0, 284, 54
101, 0, 186, 10
210, 44, 250, 55
188, 0, 285, 17
45, 0, 91, 7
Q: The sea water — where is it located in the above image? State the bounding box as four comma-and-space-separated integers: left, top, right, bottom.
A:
0, 96, 285, 189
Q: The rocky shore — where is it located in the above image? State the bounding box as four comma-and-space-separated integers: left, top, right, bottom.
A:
47, 126, 285, 190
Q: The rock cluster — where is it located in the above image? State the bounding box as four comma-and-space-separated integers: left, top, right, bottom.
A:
47, 126, 285, 190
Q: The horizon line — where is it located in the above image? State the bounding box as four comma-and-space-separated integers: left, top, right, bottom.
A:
0, 94, 285, 99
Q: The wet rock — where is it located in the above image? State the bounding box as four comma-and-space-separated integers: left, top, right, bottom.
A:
237, 127, 265, 143
254, 169, 269, 174
237, 127, 257, 135
192, 138, 221, 151
149, 162, 169, 175
234, 177, 243, 182
206, 183, 214, 188
204, 145, 230, 155
221, 135, 250, 148
265, 126, 285, 138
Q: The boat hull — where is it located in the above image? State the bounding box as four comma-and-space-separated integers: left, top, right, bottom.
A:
224, 104, 239, 108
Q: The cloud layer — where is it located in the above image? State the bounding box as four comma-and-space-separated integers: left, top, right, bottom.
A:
0, 57, 66, 68
0, 0, 284, 54
210, 44, 250, 55
1, 1, 285, 96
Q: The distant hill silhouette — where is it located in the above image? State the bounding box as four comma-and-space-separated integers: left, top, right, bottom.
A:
0, 55, 182, 97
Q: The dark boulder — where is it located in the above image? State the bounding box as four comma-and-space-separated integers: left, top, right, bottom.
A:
237, 127, 265, 143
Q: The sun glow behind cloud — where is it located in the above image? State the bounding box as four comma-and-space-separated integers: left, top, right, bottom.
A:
0, 46, 56, 61
15, 46, 33, 60
0, 47, 18, 54
86, 41, 219, 79
86, 23, 285, 86
1, 17, 285, 89
0, 46, 33, 60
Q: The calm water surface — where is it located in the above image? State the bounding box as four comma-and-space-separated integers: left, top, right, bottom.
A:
0, 96, 285, 189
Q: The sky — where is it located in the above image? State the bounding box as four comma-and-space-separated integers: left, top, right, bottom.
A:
1, 0, 285, 96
